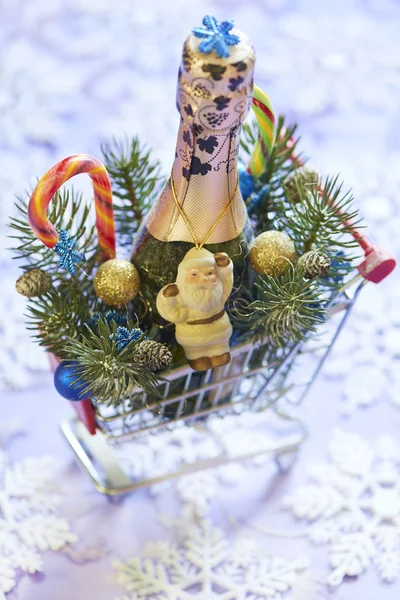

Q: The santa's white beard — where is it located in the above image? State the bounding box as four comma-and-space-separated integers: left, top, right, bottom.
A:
179, 279, 223, 312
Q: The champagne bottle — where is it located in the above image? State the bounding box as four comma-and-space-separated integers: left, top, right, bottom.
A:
131, 18, 255, 326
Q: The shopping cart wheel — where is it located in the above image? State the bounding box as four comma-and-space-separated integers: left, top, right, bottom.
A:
274, 450, 298, 473
107, 494, 125, 505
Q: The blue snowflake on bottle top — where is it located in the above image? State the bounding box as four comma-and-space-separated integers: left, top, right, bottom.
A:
54, 229, 85, 275
193, 16, 240, 59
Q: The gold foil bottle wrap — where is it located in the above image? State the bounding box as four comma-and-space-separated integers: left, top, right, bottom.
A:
131, 19, 256, 328
145, 26, 255, 244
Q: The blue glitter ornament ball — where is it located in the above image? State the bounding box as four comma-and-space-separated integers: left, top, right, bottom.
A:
54, 361, 86, 401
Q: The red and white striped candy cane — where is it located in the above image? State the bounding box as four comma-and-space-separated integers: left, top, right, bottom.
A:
28, 154, 116, 260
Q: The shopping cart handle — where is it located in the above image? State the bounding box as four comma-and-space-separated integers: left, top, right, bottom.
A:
357, 243, 396, 284
342, 224, 396, 284
283, 144, 396, 285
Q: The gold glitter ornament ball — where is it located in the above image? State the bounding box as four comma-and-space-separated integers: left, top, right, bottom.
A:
249, 231, 296, 276
94, 259, 140, 307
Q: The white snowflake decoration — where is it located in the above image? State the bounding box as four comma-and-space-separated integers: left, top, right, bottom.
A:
321, 279, 399, 416
113, 520, 308, 600
0, 275, 49, 392
0, 453, 78, 598
284, 429, 400, 585
112, 411, 288, 517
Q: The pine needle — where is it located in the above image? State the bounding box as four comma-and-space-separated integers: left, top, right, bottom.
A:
241, 115, 305, 234
101, 136, 164, 247
66, 320, 163, 406
25, 282, 91, 360
9, 187, 98, 285
235, 265, 326, 347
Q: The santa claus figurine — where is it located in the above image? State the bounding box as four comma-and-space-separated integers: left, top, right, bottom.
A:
156, 248, 234, 371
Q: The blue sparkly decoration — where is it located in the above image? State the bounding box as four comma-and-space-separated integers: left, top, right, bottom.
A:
247, 184, 271, 214
238, 163, 255, 200
54, 229, 85, 275
111, 326, 145, 351
193, 16, 240, 59
86, 311, 128, 331
85, 312, 102, 330
54, 361, 86, 401
321, 251, 350, 284
105, 310, 128, 326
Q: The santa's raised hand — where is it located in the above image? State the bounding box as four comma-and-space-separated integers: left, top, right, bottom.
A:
163, 283, 179, 299
156, 248, 234, 371
214, 252, 231, 268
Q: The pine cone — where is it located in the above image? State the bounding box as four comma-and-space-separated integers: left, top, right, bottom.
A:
298, 251, 331, 279
16, 268, 52, 297
131, 340, 173, 372
284, 169, 319, 204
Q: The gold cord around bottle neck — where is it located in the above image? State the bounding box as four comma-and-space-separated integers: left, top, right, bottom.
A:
169, 174, 239, 251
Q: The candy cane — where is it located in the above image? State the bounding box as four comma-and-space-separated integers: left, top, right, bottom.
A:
248, 84, 276, 177
28, 154, 116, 260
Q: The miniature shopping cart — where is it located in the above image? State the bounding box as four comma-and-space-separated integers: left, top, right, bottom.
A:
60, 238, 394, 495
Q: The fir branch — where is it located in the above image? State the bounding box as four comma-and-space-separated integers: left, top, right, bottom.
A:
240, 116, 304, 186
239, 118, 258, 159
260, 116, 304, 186
25, 283, 91, 360
101, 136, 164, 246
283, 168, 319, 205
240, 116, 305, 235
319, 250, 353, 288
234, 266, 326, 347
65, 320, 163, 407
9, 188, 98, 284
281, 174, 362, 258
